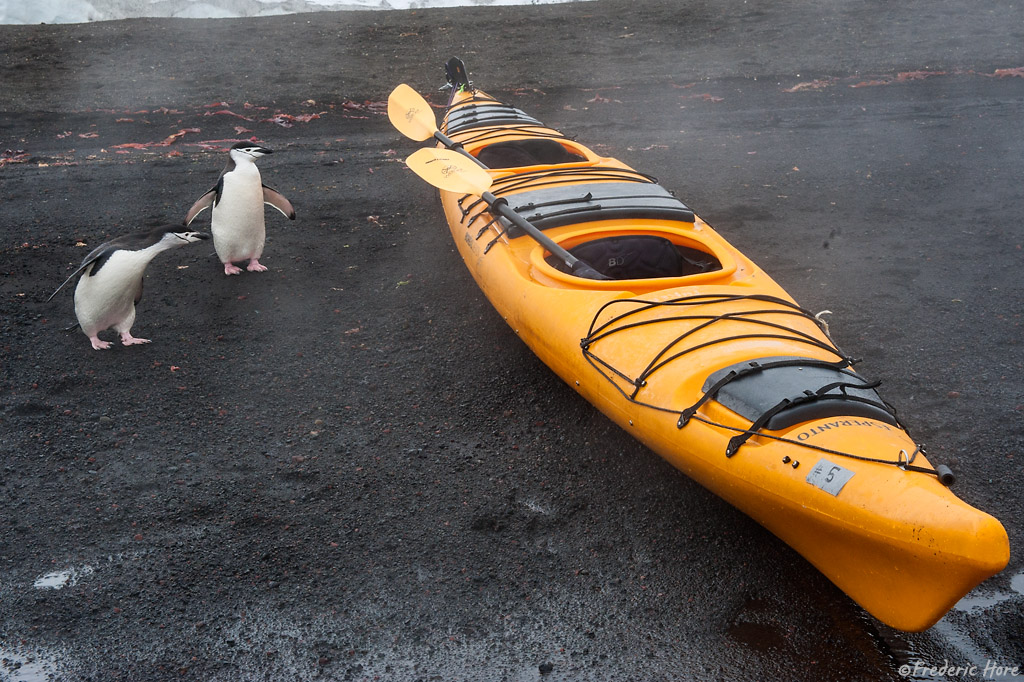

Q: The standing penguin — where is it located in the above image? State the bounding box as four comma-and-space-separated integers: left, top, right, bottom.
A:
184, 142, 296, 275
48, 225, 209, 350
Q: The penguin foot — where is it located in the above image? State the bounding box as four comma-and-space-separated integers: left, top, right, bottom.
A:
89, 336, 112, 350
223, 262, 243, 275
246, 258, 268, 273
120, 333, 151, 346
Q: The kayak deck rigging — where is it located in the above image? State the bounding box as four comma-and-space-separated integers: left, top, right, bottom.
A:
579, 291, 939, 471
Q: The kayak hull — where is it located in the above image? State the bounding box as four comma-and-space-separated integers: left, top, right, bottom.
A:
416, 81, 1009, 632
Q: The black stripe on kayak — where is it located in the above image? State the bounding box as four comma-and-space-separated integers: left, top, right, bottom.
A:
458, 168, 663, 221
445, 104, 545, 134
489, 166, 659, 194
454, 126, 571, 148
494, 181, 696, 235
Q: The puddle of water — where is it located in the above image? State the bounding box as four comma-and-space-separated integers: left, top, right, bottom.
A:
896, 570, 1024, 681
953, 569, 1024, 613
725, 596, 792, 654
927, 619, 1001, 669
0, 645, 66, 682
32, 565, 94, 590
521, 499, 551, 515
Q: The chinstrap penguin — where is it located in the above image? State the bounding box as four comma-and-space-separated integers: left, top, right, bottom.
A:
48, 225, 209, 350
184, 142, 295, 275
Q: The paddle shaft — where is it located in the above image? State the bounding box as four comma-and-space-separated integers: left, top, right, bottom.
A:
480, 190, 606, 279
433, 130, 487, 169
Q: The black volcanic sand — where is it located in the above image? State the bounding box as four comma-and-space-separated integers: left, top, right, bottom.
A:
2, 1, 1023, 679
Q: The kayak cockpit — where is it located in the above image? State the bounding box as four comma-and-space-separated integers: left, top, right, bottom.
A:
527, 223, 738, 289
474, 171, 736, 286
475, 139, 589, 169
545, 233, 722, 280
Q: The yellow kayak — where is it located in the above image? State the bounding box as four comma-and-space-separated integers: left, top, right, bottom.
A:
388, 58, 1009, 632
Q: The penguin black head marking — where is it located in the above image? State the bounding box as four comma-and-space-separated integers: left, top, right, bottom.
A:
169, 229, 211, 245
229, 142, 273, 159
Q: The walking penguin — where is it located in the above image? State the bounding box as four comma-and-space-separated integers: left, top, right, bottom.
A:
48, 225, 209, 350
184, 142, 296, 275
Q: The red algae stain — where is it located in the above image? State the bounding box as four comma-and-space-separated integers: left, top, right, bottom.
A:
782, 78, 836, 93
991, 67, 1024, 78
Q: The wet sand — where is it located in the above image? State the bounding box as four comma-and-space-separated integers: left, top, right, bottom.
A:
1, 0, 1022, 679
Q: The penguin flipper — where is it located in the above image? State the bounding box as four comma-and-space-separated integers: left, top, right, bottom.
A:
47, 268, 85, 302
185, 187, 218, 225
263, 185, 296, 220
45, 246, 110, 302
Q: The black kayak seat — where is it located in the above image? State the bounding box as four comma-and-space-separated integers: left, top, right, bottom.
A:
546, 235, 722, 280
702, 356, 899, 431
499, 182, 696, 236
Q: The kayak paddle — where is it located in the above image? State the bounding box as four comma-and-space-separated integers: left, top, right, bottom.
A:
388, 84, 485, 168
405, 148, 609, 280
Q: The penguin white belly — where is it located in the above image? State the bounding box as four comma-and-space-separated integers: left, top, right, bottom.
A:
211, 167, 266, 264
74, 252, 147, 335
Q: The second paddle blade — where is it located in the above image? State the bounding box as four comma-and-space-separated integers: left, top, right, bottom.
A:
405, 147, 494, 196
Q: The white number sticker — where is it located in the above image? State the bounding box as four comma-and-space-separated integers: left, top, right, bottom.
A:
806, 458, 855, 496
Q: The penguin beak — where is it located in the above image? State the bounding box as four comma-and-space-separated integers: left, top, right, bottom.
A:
175, 231, 211, 243
254, 147, 273, 156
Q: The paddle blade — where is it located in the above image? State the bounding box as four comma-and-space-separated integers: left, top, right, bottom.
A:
388, 84, 439, 142
406, 148, 493, 196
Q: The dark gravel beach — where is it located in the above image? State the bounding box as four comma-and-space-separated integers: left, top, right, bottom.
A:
2, 1, 1022, 679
